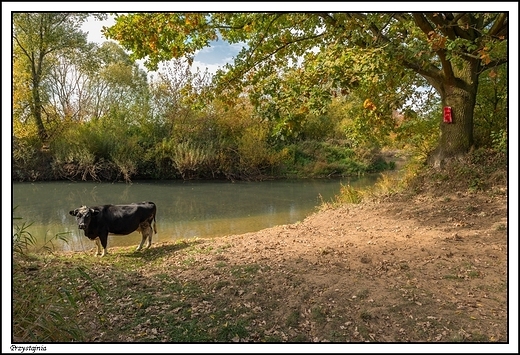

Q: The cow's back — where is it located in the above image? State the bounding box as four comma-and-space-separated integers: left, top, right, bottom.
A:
96, 203, 156, 235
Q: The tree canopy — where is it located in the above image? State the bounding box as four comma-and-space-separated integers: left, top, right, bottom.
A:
104, 12, 508, 164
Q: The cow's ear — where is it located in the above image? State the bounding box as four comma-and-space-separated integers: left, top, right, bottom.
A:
91, 208, 100, 215
69, 209, 77, 216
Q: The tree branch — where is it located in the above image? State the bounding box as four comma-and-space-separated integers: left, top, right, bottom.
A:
488, 13, 507, 37
425, 13, 457, 40
412, 13, 455, 83
412, 13, 435, 36
481, 57, 508, 72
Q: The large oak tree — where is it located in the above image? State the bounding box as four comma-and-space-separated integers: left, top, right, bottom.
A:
104, 12, 508, 166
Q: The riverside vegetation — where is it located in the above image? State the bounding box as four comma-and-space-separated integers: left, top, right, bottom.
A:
13, 94, 398, 183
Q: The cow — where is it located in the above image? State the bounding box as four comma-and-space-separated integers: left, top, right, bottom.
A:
69, 202, 157, 257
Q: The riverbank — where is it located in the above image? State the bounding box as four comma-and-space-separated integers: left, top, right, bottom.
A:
139, 164, 508, 343
13, 149, 510, 345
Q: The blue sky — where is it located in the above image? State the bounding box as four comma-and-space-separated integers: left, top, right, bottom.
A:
81, 15, 243, 75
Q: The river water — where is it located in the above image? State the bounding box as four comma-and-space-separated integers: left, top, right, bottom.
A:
12, 176, 380, 253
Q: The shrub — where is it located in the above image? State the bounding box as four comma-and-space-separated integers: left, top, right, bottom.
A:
49, 120, 146, 182
334, 184, 363, 204
172, 140, 211, 180
491, 129, 507, 154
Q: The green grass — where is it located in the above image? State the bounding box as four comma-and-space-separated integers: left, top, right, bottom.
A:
286, 310, 301, 328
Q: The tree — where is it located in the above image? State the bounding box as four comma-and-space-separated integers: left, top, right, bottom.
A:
45, 44, 97, 122
12, 13, 102, 142
44, 41, 149, 123
104, 12, 508, 165
87, 41, 150, 122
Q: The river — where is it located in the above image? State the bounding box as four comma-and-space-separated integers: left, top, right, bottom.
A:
12, 177, 380, 253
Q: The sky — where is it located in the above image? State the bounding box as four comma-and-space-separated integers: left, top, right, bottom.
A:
80, 14, 244, 76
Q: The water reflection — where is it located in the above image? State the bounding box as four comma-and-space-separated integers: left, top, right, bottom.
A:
12, 177, 380, 252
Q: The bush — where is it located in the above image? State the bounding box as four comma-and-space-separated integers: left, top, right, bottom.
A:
49, 120, 145, 182
12, 133, 54, 181
12, 209, 36, 257
13, 207, 71, 257
12, 209, 102, 342
281, 140, 371, 178
172, 140, 213, 180
491, 129, 507, 154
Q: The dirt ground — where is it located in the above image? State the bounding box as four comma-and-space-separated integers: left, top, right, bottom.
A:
141, 153, 510, 343
29, 151, 509, 345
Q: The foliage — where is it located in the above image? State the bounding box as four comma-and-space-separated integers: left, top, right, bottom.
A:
13, 257, 104, 342
12, 124, 51, 181
12, 14, 153, 182
474, 64, 508, 148
394, 102, 441, 161
12, 13, 98, 141
490, 129, 507, 154
334, 184, 363, 204
12, 210, 91, 342
281, 140, 370, 178
12, 13, 509, 182
49, 119, 144, 182
105, 12, 508, 161
172, 140, 214, 180
12, 208, 36, 257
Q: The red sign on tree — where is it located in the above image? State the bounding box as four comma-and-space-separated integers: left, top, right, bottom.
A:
443, 106, 452, 123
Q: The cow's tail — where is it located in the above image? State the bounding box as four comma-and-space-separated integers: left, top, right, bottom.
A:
152, 214, 157, 234
147, 202, 158, 234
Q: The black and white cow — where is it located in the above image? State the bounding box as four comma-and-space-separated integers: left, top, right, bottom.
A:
69, 202, 157, 257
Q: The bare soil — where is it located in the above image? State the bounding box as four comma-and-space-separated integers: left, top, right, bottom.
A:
164, 182, 508, 342
130, 151, 509, 343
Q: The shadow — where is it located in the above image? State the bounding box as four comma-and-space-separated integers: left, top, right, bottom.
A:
118, 239, 205, 261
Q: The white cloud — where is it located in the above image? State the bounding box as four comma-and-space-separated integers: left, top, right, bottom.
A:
81, 15, 116, 44
191, 61, 224, 76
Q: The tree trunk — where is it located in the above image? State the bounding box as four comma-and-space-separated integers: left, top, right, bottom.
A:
32, 85, 48, 142
428, 59, 479, 168
31, 55, 48, 143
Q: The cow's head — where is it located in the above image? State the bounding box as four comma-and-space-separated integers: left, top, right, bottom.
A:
69, 206, 99, 230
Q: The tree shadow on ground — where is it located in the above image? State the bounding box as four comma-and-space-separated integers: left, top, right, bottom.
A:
119, 239, 204, 261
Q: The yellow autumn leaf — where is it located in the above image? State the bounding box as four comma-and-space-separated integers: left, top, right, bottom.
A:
363, 99, 376, 111
480, 53, 491, 65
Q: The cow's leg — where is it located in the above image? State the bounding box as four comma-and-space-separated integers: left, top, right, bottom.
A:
94, 238, 103, 256
99, 234, 108, 257
136, 238, 145, 251
145, 224, 153, 249
136, 223, 147, 251
136, 222, 152, 251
